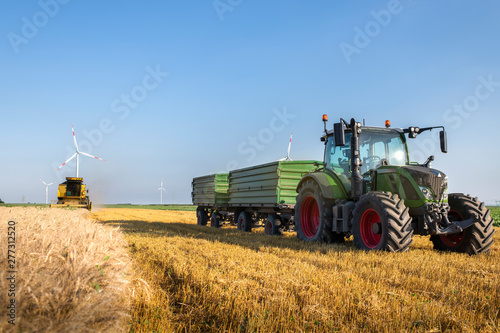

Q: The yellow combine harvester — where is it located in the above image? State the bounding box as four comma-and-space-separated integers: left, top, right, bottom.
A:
50, 177, 92, 211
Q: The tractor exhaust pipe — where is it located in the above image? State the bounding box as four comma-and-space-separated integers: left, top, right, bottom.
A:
350, 118, 363, 200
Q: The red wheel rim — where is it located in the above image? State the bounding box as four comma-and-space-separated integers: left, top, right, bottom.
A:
360, 209, 382, 249
301, 196, 320, 238
440, 210, 464, 247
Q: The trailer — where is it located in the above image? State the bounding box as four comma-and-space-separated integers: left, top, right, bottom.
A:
192, 160, 320, 234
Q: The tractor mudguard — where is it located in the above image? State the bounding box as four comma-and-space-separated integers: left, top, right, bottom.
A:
296, 172, 348, 201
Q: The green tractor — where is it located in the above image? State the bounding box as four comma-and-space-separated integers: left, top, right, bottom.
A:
295, 116, 495, 254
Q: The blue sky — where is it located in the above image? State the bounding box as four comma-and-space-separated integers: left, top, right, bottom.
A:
1, 0, 499, 204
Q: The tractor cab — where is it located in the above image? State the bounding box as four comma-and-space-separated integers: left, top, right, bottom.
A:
324, 126, 409, 194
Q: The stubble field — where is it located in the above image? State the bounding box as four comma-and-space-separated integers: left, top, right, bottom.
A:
94, 208, 500, 333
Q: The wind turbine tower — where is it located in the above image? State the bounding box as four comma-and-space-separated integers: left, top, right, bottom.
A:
157, 178, 167, 205
40, 179, 55, 204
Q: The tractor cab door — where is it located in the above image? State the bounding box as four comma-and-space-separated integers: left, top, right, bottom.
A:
324, 133, 352, 192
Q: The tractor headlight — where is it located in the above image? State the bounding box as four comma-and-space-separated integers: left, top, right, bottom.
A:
419, 186, 434, 201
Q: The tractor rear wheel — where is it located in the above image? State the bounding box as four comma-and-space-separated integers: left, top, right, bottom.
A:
351, 191, 413, 252
210, 212, 221, 228
197, 207, 208, 226
295, 179, 334, 242
265, 214, 284, 236
430, 193, 494, 255
237, 211, 252, 232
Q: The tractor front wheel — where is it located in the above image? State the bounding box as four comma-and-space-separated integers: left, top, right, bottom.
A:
351, 191, 413, 252
430, 193, 495, 255
295, 180, 334, 243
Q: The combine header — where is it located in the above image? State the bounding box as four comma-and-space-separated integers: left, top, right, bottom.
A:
50, 177, 92, 211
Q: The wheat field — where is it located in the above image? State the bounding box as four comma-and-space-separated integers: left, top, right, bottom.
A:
93, 208, 499, 333
0, 207, 134, 333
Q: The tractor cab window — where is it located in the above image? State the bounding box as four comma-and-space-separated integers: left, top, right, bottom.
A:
359, 129, 408, 175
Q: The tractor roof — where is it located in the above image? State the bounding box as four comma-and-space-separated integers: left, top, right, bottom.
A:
324, 126, 404, 137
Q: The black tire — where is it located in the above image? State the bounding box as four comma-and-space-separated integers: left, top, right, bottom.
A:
233, 209, 242, 225
295, 179, 334, 243
210, 212, 221, 228
196, 207, 208, 226
351, 191, 413, 252
430, 193, 495, 255
264, 214, 284, 236
237, 211, 252, 232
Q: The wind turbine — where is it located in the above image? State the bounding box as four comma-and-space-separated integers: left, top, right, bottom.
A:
40, 179, 55, 204
157, 178, 167, 205
56, 124, 105, 177
279, 132, 293, 161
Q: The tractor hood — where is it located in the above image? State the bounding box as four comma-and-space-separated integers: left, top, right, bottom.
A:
401, 165, 448, 202
376, 165, 448, 205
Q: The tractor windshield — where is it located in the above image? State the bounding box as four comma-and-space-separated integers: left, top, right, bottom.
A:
324, 128, 408, 186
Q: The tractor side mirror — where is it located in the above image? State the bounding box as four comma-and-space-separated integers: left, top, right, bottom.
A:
440, 130, 447, 153
334, 123, 345, 147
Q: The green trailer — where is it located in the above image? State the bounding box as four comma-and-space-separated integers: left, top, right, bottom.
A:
193, 160, 320, 234
192, 173, 229, 206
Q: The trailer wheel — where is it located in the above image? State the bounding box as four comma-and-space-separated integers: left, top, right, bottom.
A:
210, 212, 221, 228
196, 207, 208, 226
265, 215, 284, 236
295, 179, 334, 243
237, 211, 252, 232
351, 192, 413, 252
430, 193, 494, 255
233, 209, 242, 225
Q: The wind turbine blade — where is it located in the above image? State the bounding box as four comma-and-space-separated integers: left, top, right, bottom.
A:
40, 178, 47, 185
163, 189, 168, 194
56, 153, 77, 171
286, 132, 293, 158
80, 152, 106, 161
48, 182, 55, 186
71, 124, 79, 152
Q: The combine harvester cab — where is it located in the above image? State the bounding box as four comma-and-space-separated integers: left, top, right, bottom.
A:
50, 177, 92, 211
